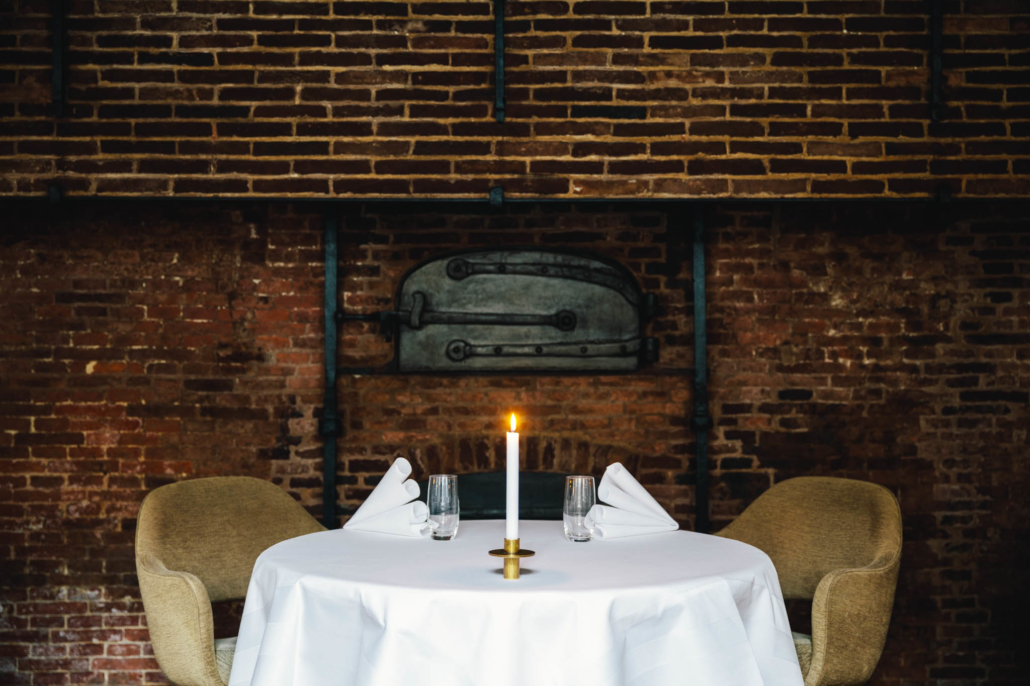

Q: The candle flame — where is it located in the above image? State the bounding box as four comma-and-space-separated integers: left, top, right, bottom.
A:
510, 414, 517, 432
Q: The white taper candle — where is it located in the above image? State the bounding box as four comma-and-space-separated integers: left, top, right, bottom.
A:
506, 414, 519, 540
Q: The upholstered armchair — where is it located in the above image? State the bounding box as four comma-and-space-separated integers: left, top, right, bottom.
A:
135, 477, 325, 686
717, 477, 902, 686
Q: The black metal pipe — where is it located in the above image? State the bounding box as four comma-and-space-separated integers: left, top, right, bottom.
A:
319, 211, 342, 528
493, 0, 506, 122
690, 206, 712, 534
10, 194, 1024, 208
930, 0, 944, 124
50, 0, 65, 117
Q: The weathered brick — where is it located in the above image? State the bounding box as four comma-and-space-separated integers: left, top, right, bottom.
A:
0, 0, 1006, 199
3, 12, 1030, 685
5, 174, 1027, 686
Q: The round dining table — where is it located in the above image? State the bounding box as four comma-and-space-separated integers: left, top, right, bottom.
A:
228, 520, 804, 686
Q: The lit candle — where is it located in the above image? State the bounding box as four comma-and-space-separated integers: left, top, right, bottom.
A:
506, 413, 519, 541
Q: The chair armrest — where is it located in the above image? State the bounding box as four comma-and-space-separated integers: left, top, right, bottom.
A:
136, 552, 224, 686
806, 552, 901, 686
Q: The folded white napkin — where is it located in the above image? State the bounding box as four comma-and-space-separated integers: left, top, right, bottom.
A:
586, 462, 679, 539
343, 457, 428, 537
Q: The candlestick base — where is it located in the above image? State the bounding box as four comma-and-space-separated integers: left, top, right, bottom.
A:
488, 538, 535, 580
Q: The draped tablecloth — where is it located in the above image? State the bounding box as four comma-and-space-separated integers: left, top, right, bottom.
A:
229, 520, 803, 686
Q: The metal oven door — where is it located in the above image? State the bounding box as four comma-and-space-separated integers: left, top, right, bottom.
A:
392, 248, 657, 373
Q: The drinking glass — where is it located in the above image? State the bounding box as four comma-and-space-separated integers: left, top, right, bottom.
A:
427, 474, 459, 540
563, 475, 595, 542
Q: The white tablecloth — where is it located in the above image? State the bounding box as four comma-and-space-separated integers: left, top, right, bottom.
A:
229, 520, 803, 686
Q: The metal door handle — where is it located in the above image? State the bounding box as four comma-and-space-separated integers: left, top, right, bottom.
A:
340, 292, 577, 332
446, 258, 640, 306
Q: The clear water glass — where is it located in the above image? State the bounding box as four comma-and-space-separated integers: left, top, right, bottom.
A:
563, 475, 595, 542
427, 474, 459, 540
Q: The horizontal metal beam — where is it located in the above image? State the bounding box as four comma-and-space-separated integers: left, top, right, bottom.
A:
5, 195, 1026, 207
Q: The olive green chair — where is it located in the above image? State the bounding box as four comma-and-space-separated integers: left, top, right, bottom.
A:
135, 477, 325, 686
717, 476, 902, 686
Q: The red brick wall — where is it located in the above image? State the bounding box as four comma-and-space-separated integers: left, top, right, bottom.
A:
2, 1, 1030, 198
1, 201, 1028, 684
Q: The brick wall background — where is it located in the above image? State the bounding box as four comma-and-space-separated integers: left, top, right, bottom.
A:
1, 201, 1028, 684
2, 1, 1030, 198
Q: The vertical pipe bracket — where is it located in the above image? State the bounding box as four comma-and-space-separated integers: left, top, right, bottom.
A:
690, 207, 712, 534
494, 0, 506, 122
50, 0, 65, 117
930, 0, 944, 124
320, 212, 342, 528
489, 186, 504, 207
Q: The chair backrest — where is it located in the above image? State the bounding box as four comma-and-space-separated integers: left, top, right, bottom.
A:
717, 476, 902, 600
136, 476, 325, 601
416, 471, 567, 520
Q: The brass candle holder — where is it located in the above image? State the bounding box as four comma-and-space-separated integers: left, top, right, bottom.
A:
488, 538, 535, 580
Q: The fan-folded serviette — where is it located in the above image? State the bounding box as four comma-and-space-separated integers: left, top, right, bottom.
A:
343, 457, 427, 537
586, 462, 679, 538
